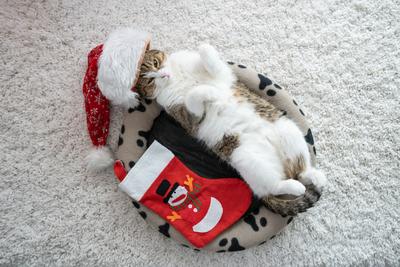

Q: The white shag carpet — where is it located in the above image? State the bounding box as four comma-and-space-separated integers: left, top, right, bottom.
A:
1, 0, 399, 266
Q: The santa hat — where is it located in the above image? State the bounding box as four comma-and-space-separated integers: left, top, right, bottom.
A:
82, 28, 151, 172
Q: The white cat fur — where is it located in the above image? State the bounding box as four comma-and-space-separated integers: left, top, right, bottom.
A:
148, 44, 327, 197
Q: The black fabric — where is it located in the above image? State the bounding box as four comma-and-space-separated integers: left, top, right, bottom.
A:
156, 180, 171, 197
148, 112, 241, 179
147, 111, 260, 213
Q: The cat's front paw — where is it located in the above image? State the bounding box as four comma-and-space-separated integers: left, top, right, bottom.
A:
125, 91, 140, 109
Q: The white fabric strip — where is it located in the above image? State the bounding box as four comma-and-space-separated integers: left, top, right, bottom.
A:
119, 141, 174, 201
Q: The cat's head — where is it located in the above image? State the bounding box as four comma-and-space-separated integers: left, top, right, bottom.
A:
136, 49, 167, 98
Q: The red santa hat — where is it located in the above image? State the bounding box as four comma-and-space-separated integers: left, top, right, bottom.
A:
82, 28, 151, 172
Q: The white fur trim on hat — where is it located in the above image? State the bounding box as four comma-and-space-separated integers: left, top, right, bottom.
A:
119, 141, 174, 201
86, 146, 115, 172
98, 28, 151, 108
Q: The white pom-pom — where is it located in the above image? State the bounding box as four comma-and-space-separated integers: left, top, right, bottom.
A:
86, 146, 114, 172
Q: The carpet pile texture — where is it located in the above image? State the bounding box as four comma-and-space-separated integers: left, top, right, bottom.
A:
1, 0, 399, 266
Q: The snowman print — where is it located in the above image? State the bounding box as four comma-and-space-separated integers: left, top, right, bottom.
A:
157, 175, 223, 233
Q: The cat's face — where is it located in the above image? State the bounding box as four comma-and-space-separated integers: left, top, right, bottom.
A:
136, 50, 167, 98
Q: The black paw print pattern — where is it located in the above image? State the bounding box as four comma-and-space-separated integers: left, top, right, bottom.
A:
257, 74, 273, 90
304, 128, 314, 146
158, 223, 171, 238
132, 200, 147, 220
118, 136, 124, 147
216, 237, 245, 252
128, 161, 135, 168
136, 130, 150, 148
118, 124, 125, 147
243, 206, 268, 232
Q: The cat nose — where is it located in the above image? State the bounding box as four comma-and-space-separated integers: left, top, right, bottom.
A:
160, 72, 170, 78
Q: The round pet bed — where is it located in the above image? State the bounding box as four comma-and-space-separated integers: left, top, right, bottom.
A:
115, 63, 318, 252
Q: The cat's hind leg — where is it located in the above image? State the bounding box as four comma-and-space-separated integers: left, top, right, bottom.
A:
298, 167, 327, 190
198, 44, 233, 80
230, 137, 306, 197
271, 179, 307, 196
274, 117, 327, 190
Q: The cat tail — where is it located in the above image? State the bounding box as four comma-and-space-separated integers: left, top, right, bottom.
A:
262, 156, 325, 216
262, 184, 322, 217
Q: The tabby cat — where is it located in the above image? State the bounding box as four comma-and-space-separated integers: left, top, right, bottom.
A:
136, 46, 326, 216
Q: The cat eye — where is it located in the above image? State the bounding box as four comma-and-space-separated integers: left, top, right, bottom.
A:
153, 59, 159, 68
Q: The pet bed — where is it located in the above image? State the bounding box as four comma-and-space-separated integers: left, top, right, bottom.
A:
115, 63, 318, 252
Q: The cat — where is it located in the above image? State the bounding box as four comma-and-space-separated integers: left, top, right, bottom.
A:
136, 46, 327, 216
